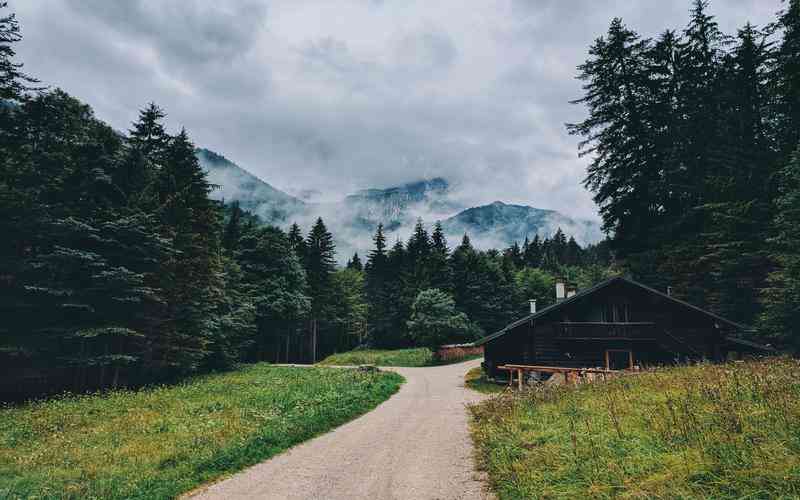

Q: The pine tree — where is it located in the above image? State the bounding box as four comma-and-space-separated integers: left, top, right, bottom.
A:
287, 222, 306, 260
760, 145, 800, 351
346, 252, 363, 271
305, 217, 336, 316
223, 201, 243, 252
701, 22, 775, 323
428, 221, 453, 292
365, 224, 391, 346
238, 226, 310, 362
0, 2, 39, 101
774, 0, 800, 157
116, 103, 170, 206
153, 127, 223, 376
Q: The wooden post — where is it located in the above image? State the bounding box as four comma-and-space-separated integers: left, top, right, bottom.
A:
518, 369, 523, 390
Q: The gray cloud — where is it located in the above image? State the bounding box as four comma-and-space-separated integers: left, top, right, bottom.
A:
11, 0, 781, 221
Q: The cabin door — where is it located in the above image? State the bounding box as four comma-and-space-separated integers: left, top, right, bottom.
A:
605, 349, 633, 370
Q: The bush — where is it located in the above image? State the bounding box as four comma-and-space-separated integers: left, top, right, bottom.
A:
407, 289, 482, 349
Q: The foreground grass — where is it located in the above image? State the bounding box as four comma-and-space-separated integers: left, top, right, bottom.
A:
0, 364, 403, 499
465, 367, 506, 395
470, 358, 800, 499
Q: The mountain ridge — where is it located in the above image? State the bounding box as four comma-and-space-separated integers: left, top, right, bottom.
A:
196, 148, 602, 258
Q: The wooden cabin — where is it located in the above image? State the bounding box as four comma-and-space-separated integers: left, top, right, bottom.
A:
477, 276, 773, 379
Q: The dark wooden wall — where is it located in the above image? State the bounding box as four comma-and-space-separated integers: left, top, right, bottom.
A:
483, 280, 745, 378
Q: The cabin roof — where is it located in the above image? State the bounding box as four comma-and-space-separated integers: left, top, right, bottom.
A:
475, 276, 754, 347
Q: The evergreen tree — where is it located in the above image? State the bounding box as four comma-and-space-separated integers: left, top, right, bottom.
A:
761, 145, 800, 351
304, 217, 336, 319
428, 221, 453, 291
775, 0, 800, 157
287, 222, 306, 259
346, 252, 364, 271
222, 201, 243, 252
237, 226, 310, 362
0, 2, 39, 101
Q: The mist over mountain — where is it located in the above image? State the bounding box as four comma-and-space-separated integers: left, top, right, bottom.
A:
441, 201, 602, 250
197, 148, 602, 261
197, 148, 306, 223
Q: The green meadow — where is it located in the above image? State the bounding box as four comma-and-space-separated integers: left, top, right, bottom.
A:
0, 364, 403, 499
470, 358, 800, 499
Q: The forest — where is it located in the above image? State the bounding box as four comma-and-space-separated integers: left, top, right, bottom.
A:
0, 2, 612, 399
569, 0, 800, 353
3, 0, 800, 400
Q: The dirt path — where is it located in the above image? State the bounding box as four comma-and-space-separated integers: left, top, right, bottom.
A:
189, 358, 494, 500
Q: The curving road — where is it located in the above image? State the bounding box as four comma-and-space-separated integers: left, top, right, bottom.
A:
189, 358, 494, 500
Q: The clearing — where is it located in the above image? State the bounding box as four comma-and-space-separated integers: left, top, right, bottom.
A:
0, 364, 402, 499
470, 358, 800, 499
191, 358, 494, 499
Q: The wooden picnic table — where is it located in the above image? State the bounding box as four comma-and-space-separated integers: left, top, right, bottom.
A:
497, 364, 621, 389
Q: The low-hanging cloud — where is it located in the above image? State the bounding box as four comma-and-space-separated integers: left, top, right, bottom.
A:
11, 0, 780, 222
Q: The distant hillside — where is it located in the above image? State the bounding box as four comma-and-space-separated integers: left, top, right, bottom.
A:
196, 148, 306, 224
442, 201, 602, 247
341, 177, 462, 231
197, 150, 602, 257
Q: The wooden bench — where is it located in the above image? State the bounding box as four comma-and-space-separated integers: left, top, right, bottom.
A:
497, 364, 621, 389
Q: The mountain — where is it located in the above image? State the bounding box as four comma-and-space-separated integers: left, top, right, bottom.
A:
341, 177, 462, 231
196, 151, 602, 258
196, 148, 306, 224
442, 201, 602, 248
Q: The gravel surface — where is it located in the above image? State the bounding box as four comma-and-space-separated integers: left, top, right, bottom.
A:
188, 358, 495, 500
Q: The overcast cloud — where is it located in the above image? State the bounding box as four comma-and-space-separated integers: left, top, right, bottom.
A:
11, 0, 781, 220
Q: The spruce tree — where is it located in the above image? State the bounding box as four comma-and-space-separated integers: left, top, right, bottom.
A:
0, 2, 39, 101
346, 252, 364, 271
761, 145, 800, 351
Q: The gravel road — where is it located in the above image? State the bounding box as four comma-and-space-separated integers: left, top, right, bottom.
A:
188, 357, 494, 500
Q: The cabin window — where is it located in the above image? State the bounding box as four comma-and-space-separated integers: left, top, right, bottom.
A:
601, 302, 630, 323
605, 349, 633, 370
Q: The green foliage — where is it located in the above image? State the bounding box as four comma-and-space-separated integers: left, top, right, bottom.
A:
407, 289, 481, 349
568, 1, 797, 338
0, 363, 403, 499
471, 358, 800, 499
761, 147, 800, 352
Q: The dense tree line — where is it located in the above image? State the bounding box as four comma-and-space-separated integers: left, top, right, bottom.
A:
569, 0, 800, 350
360, 219, 614, 348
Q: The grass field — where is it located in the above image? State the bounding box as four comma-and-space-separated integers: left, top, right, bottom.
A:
0, 364, 403, 499
318, 347, 482, 367
465, 367, 506, 395
470, 358, 800, 499
319, 348, 435, 367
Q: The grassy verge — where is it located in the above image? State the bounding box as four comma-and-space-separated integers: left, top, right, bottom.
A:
470, 358, 800, 499
0, 364, 403, 499
465, 367, 506, 395
319, 348, 434, 367
319, 347, 481, 367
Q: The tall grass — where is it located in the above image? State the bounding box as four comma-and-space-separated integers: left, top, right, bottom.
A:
0, 364, 403, 499
470, 358, 800, 499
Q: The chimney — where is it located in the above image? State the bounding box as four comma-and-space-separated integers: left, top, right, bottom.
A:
529, 299, 537, 314
566, 284, 578, 299
555, 280, 566, 302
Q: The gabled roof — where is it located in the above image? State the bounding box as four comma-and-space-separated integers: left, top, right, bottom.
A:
475, 276, 753, 347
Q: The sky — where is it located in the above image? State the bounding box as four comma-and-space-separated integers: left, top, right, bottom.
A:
11, 0, 781, 220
